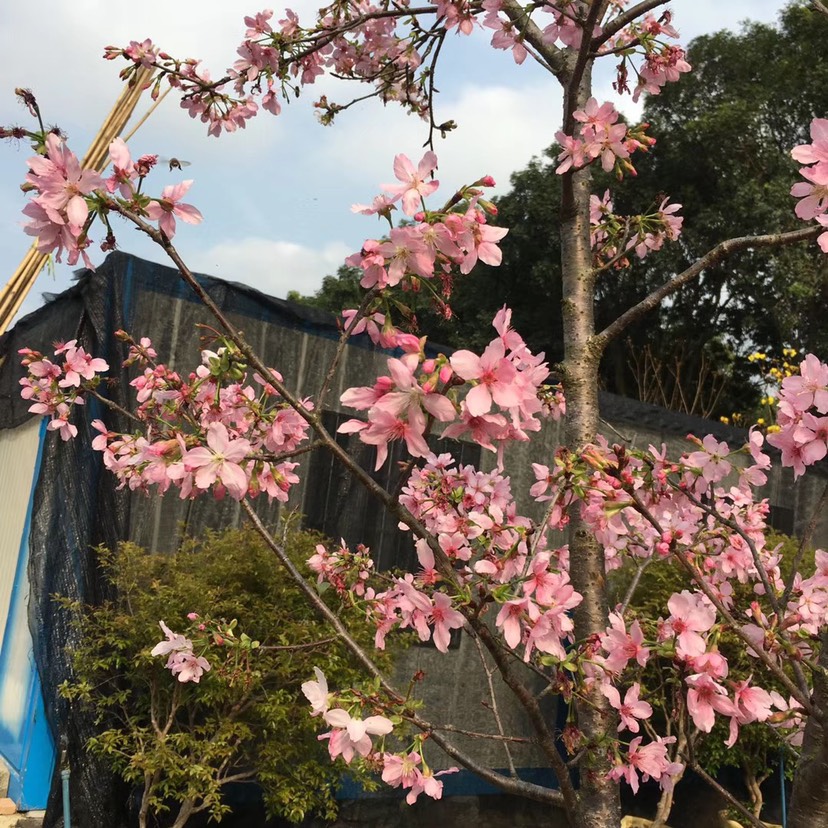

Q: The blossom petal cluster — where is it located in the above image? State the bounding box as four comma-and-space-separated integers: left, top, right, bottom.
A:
21, 337, 309, 503
21, 134, 202, 268
19, 341, 110, 440
791, 118, 828, 252
23, 134, 103, 267
555, 99, 656, 178
339, 307, 554, 469
767, 354, 828, 477
105, 5, 685, 139
151, 620, 212, 683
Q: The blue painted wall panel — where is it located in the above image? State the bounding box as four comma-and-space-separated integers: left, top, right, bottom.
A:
0, 420, 55, 809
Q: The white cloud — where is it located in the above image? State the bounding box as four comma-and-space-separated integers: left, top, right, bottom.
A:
325, 81, 562, 201
188, 237, 352, 299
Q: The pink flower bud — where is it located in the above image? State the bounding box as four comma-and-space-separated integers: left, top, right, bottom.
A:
187, 612, 200, 620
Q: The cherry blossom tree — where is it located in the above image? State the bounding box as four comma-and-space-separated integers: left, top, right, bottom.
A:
8, 3, 828, 828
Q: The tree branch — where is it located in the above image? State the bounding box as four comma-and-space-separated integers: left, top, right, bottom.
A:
683, 757, 766, 828
593, 225, 822, 350
592, 0, 671, 47
239, 501, 568, 808
500, 0, 569, 79
472, 633, 519, 777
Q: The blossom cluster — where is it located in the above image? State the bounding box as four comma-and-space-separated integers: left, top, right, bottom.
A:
19, 129, 202, 269
23, 133, 103, 268
338, 305, 557, 468
105, 4, 686, 138
555, 98, 656, 178
602, 11, 691, 101
19, 341, 110, 440
302, 667, 458, 803
22, 336, 310, 503
791, 118, 828, 251
767, 353, 828, 476
346, 151, 506, 291
589, 189, 683, 267
151, 620, 212, 683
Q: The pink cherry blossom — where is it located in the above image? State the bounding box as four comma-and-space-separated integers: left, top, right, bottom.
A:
666, 591, 716, 659
168, 650, 212, 683
685, 673, 737, 732
145, 180, 204, 239
601, 683, 653, 733
382, 151, 439, 216
450, 340, 520, 417
791, 163, 828, 221
184, 422, 252, 499
600, 613, 650, 673
321, 709, 394, 762
791, 118, 828, 167
430, 592, 465, 652
301, 667, 331, 716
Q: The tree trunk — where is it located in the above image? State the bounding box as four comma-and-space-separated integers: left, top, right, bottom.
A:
743, 765, 764, 820
559, 58, 620, 828
138, 770, 157, 828
787, 631, 828, 828
171, 798, 196, 828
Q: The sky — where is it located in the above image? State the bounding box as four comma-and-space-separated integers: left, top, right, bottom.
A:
0, 1, 792, 326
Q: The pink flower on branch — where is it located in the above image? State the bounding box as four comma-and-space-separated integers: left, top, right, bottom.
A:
608, 736, 683, 794
601, 682, 653, 733
600, 612, 650, 674
184, 422, 252, 499
665, 590, 716, 659
145, 180, 203, 239
26, 134, 103, 228
791, 118, 828, 167
321, 708, 394, 763
382, 151, 439, 217
450, 340, 520, 417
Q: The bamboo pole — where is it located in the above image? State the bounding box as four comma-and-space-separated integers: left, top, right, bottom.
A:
0, 66, 155, 335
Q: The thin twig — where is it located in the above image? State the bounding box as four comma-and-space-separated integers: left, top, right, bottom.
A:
619, 558, 652, 614
258, 636, 338, 651
472, 633, 519, 777
683, 757, 766, 828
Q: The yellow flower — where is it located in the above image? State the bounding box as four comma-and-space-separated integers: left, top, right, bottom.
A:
720, 416, 730, 425
767, 424, 781, 434
756, 418, 765, 426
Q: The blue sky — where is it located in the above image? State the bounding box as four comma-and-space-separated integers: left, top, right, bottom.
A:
0, 1, 791, 324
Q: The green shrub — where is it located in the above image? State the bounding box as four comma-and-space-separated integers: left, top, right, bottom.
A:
58, 522, 396, 827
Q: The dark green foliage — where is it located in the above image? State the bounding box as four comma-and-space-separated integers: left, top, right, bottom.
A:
617, 1, 828, 414
57, 524, 394, 826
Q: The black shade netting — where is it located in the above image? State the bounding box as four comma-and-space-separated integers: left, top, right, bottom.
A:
0, 251, 431, 827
